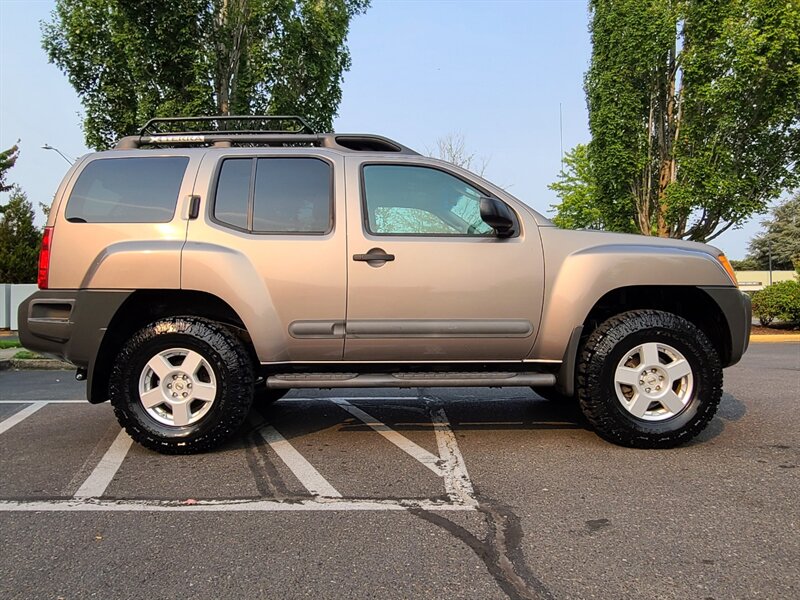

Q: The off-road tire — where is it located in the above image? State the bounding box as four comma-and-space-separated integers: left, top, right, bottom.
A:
109, 317, 255, 454
577, 310, 722, 449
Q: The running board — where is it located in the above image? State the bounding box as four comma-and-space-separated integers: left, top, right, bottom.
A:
266, 372, 556, 389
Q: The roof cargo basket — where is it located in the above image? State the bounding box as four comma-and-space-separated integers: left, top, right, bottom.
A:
138, 115, 315, 136
114, 115, 418, 155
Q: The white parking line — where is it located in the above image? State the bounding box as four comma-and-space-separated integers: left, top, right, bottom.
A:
253, 419, 342, 498
0, 497, 475, 512
430, 407, 477, 506
0, 402, 47, 435
331, 398, 445, 477
73, 429, 133, 499
0, 400, 83, 404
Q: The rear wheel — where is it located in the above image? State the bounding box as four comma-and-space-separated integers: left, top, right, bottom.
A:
109, 317, 254, 454
577, 310, 722, 448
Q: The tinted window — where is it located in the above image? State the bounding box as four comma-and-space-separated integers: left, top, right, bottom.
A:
253, 158, 331, 233
66, 157, 188, 223
214, 158, 251, 229
363, 165, 495, 236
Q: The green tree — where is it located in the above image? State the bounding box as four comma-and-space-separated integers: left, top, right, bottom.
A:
553, 0, 800, 242
0, 143, 20, 195
42, 0, 370, 150
548, 144, 605, 230
745, 193, 800, 270
0, 187, 41, 284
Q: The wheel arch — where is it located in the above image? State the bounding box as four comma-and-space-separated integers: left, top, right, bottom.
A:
89, 289, 256, 404
553, 285, 733, 397
582, 286, 732, 365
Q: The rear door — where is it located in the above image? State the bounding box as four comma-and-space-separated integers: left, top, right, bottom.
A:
183, 149, 347, 362
343, 157, 545, 362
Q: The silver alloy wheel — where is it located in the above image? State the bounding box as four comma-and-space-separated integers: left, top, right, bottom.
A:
137, 347, 217, 427
613, 341, 694, 421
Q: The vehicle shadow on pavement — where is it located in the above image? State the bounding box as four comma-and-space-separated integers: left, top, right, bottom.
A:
689, 392, 747, 444
251, 393, 588, 444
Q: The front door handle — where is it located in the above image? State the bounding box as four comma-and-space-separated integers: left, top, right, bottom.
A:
353, 248, 395, 262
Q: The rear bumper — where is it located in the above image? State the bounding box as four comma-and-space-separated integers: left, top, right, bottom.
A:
700, 286, 751, 367
18, 289, 131, 369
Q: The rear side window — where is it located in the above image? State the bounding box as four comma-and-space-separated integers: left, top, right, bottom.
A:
213, 157, 332, 234
66, 157, 188, 223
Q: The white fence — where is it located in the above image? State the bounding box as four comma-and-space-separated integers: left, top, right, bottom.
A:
0, 284, 38, 330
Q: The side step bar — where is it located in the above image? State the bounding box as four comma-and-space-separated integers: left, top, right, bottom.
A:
266, 372, 557, 389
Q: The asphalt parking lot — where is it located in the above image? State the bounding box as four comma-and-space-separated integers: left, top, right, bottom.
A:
0, 342, 798, 600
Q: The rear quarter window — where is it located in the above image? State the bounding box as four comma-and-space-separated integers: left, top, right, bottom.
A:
65, 156, 189, 223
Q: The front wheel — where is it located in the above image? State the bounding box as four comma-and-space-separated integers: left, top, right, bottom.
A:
109, 317, 255, 454
577, 310, 722, 449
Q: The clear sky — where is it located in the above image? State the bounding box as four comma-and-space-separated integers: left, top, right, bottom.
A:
0, 0, 768, 258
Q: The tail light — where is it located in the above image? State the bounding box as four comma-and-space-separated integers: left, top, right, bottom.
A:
38, 226, 53, 289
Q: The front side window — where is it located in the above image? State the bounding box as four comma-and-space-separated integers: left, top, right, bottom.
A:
362, 164, 496, 236
213, 157, 332, 234
66, 157, 188, 223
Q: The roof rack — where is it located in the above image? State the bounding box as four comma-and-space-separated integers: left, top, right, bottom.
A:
114, 115, 419, 155
138, 115, 315, 136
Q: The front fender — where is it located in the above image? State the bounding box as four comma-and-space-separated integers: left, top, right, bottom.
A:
531, 232, 734, 361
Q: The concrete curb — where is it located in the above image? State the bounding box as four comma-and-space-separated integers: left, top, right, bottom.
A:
749, 334, 800, 343
0, 358, 73, 371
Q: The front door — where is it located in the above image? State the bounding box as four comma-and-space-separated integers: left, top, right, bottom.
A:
343, 158, 544, 362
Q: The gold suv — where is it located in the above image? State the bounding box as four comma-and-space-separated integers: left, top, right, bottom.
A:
19, 116, 751, 453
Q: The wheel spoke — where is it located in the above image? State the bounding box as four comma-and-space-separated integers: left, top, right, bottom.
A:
171, 401, 192, 426
615, 366, 641, 386
665, 359, 692, 381
140, 388, 164, 409
628, 393, 651, 418
146, 354, 173, 380
640, 342, 661, 367
180, 350, 204, 378
660, 390, 686, 414
192, 382, 216, 402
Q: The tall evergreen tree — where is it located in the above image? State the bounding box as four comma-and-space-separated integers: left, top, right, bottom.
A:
746, 194, 800, 270
0, 187, 41, 284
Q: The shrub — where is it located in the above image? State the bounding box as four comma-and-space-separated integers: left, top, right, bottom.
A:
751, 280, 800, 326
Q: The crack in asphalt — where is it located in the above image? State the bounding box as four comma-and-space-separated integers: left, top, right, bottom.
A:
417, 389, 556, 600
409, 501, 555, 600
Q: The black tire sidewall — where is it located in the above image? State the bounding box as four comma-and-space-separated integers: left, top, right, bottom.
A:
578, 310, 723, 447
599, 327, 711, 434
110, 317, 254, 452
122, 333, 228, 440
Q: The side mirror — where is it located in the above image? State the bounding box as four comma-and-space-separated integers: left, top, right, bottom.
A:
480, 196, 516, 238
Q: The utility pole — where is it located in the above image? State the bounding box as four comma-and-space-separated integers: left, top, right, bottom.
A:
559, 103, 564, 171
768, 237, 773, 286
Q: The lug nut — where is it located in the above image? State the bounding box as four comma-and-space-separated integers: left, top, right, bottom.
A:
656, 386, 661, 391
182, 392, 188, 398
172, 392, 178, 397
172, 374, 178, 380
659, 376, 664, 381
167, 383, 172, 389
645, 387, 651, 393
651, 368, 657, 373
187, 383, 192, 389
639, 379, 644, 385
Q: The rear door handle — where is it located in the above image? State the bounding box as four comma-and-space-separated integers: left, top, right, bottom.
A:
353, 249, 395, 262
